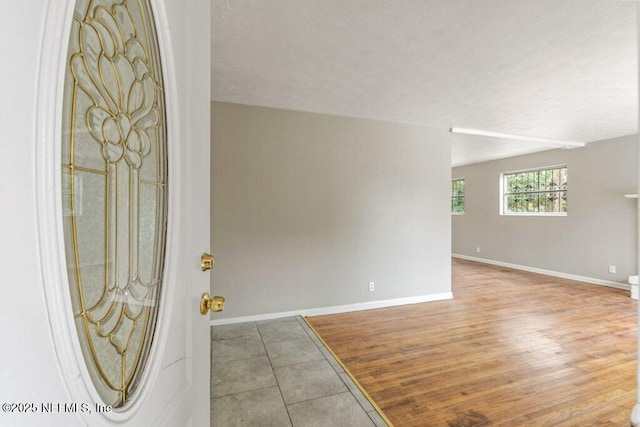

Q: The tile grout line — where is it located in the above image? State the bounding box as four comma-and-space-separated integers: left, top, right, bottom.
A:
257, 321, 295, 427
301, 316, 394, 427
211, 383, 282, 400
285, 390, 360, 407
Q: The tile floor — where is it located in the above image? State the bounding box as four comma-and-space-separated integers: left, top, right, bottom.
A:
211, 316, 387, 426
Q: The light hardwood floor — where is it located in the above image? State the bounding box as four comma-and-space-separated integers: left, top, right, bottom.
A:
307, 258, 638, 426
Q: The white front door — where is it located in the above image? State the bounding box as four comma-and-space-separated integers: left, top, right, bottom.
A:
0, 1, 210, 426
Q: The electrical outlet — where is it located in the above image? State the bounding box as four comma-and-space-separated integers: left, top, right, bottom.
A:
476, 247, 481, 253
608, 265, 616, 274
368, 282, 375, 292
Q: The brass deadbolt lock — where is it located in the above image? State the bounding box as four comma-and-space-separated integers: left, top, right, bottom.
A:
201, 253, 215, 271
201, 293, 225, 314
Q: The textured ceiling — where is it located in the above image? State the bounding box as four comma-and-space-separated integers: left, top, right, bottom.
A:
211, 0, 637, 166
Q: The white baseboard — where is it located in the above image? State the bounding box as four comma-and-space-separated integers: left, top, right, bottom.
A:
453, 254, 630, 292
630, 276, 639, 300
209, 292, 453, 326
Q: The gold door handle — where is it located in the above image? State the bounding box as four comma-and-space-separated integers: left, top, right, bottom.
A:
201, 253, 215, 271
200, 293, 225, 314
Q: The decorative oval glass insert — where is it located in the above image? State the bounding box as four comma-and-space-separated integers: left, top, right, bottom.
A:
61, 0, 167, 408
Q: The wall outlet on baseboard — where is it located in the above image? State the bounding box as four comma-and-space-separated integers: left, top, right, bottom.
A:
368, 281, 375, 292
608, 265, 616, 274
476, 247, 481, 253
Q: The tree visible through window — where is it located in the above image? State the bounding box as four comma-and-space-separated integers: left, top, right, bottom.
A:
502, 166, 567, 215
451, 178, 465, 214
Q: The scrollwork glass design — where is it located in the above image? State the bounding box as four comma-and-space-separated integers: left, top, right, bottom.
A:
61, 0, 167, 407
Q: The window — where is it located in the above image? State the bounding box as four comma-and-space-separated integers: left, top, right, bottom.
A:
501, 166, 567, 215
451, 178, 465, 214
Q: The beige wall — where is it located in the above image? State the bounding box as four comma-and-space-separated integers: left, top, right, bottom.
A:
452, 135, 638, 284
211, 102, 451, 319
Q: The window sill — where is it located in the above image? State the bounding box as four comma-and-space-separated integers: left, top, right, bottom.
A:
501, 212, 567, 217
